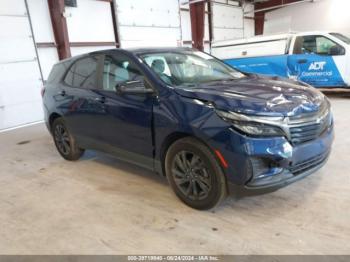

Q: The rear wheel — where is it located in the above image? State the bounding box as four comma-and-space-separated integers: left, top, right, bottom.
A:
165, 137, 227, 210
52, 118, 84, 161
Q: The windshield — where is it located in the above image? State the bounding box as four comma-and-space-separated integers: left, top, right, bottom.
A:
139, 50, 245, 87
330, 33, 350, 45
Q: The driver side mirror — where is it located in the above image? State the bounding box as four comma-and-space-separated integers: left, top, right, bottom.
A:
329, 45, 345, 56
116, 80, 154, 95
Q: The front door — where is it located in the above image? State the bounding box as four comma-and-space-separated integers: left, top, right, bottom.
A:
287, 35, 347, 87
92, 52, 155, 169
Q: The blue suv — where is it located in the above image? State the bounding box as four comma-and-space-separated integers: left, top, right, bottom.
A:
42, 48, 334, 210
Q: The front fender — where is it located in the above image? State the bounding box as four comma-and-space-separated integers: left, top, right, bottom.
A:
153, 93, 230, 164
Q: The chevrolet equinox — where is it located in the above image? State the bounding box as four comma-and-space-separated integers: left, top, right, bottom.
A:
42, 48, 334, 210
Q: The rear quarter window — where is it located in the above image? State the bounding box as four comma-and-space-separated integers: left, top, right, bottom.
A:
46, 62, 70, 85
63, 56, 99, 89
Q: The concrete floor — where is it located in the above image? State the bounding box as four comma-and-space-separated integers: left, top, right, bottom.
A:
0, 97, 349, 255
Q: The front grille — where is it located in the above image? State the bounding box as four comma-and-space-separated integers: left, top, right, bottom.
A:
289, 118, 331, 145
289, 151, 329, 175
287, 102, 332, 145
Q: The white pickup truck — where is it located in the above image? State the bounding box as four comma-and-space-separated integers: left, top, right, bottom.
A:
211, 31, 350, 88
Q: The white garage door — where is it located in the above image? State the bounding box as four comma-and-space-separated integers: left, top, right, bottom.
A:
212, 1, 244, 41
65, 0, 116, 56
116, 0, 181, 48
0, 0, 43, 131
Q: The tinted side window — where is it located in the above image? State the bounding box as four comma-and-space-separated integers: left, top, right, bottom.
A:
64, 56, 99, 89
103, 54, 144, 91
293, 35, 344, 55
47, 61, 69, 84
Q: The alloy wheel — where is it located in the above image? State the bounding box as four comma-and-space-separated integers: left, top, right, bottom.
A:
171, 150, 212, 200
54, 124, 71, 155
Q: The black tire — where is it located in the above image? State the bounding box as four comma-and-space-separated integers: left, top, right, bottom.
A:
52, 118, 84, 161
165, 137, 227, 210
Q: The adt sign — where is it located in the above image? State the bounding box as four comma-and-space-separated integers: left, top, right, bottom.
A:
309, 61, 327, 71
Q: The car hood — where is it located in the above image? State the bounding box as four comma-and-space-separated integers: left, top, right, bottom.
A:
173, 75, 325, 117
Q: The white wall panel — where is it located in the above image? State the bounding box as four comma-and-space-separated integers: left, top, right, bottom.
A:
66, 0, 115, 42
213, 28, 244, 41
0, 100, 43, 131
70, 46, 116, 56
119, 26, 180, 42
264, 0, 350, 37
117, 0, 180, 14
26, 0, 58, 81
214, 0, 239, 6
212, 3, 244, 41
213, 4, 243, 29
0, 37, 37, 64
0, 16, 37, 63
180, 10, 191, 41
204, 13, 209, 41
117, 7, 180, 27
0, 16, 30, 38
116, 0, 181, 48
0, 0, 43, 130
26, 0, 55, 42
243, 3, 254, 38
37, 48, 59, 80
0, 62, 42, 106
0, 0, 27, 15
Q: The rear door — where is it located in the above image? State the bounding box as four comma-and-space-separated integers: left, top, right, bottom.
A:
60, 55, 105, 145
287, 35, 346, 87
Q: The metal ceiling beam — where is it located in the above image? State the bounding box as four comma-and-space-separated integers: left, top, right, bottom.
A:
249, 0, 314, 13
47, 0, 71, 60
189, 0, 206, 51
110, 0, 120, 47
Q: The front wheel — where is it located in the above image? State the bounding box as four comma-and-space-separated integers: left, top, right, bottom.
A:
52, 118, 84, 161
165, 137, 227, 210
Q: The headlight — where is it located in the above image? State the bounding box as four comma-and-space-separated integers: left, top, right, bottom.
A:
215, 109, 286, 137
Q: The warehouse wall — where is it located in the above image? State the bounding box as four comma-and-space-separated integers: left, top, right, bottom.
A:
0, 0, 43, 130
264, 0, 350, 37
212, 1, 243, 41
65, 0, 116, 55
117, 0, 182, 48
27, 0, 116, 80
243, 2, 254, 38
0, 0, 254, 131
27, 0, 57, 80
179, 1, 210, 52
179, 1, 254, 50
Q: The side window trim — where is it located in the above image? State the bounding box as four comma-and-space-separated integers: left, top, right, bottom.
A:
95, 54, 105, 90
62, 59, 76, 87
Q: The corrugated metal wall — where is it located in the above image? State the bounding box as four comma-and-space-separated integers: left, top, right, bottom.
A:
0, 0, 43, 130
116, 0, 182, 48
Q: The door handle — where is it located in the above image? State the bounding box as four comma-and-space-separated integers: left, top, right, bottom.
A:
94, 96, 106, 103
59, 90, 66, 96
297, 59, 308, 64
